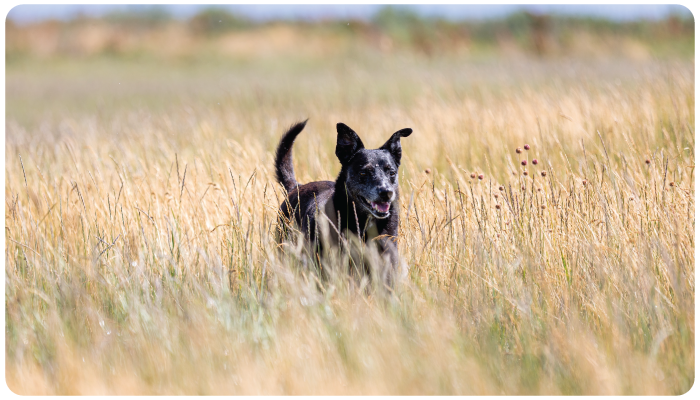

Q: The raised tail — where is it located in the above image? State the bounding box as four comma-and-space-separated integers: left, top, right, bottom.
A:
274, 119, 308, 193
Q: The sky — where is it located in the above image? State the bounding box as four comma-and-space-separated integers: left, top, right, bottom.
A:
6, 4, 694, 25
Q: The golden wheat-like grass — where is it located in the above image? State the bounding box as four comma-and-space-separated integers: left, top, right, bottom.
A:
5, 51, 694, 394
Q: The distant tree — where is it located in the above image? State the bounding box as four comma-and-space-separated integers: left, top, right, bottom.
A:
188, 8, 252, 35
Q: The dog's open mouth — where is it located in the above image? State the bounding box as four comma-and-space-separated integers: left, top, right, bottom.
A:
359, 197, 391, 218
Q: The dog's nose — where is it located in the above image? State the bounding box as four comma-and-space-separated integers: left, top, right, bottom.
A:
378, 189, 394, 202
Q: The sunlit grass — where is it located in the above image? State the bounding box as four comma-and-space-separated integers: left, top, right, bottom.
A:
5, 51, 694, 394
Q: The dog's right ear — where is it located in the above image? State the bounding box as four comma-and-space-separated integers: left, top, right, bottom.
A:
335, 123, 365, 165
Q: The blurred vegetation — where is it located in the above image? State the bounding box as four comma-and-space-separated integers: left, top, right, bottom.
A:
101, 6, 172, 27
188, 7, 253, 35
5, 6, 694, 61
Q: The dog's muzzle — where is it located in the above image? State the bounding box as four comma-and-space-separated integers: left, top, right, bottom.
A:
359, 196, 391, 218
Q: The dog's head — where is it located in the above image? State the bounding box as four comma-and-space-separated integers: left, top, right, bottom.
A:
335, 123, 412, 219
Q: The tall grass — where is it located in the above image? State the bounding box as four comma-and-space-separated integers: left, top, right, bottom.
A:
5, 51, 694, 394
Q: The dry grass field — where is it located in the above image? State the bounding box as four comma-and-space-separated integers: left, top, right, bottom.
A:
4, 14, 695, 395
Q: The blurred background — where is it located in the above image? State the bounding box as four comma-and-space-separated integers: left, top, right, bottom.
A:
6, 4, 694, 60
6, 4, 694, 132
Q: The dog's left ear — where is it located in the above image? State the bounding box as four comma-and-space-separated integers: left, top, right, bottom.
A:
380, 128, 412, 166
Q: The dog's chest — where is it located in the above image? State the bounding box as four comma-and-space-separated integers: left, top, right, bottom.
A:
319, 198, 378, 242
364, 219, 378, 238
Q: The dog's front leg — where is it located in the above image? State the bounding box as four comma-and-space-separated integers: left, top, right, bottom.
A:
374, 235, 401, 287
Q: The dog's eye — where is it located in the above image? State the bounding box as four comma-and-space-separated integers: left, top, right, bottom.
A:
389, 171, 396, 177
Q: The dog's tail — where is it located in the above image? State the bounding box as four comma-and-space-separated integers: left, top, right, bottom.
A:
274, 119, 308, 193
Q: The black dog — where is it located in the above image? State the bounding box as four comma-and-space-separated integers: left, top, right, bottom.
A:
274, 120, 412, 284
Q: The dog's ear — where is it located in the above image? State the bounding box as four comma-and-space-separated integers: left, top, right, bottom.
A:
336, 123, 365, 165
380, 128, 412, 166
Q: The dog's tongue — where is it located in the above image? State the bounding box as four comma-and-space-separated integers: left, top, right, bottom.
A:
371, 201, 390, 213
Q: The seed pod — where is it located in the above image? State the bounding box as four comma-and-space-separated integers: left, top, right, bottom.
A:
582, 180, 587, 186
478, 174, 484, 180
495, 204, 501, 210
470, 172, 476, 179
645, 159, 651, 164
516, 148, 522, 154
524, 144, 530, 150
425, 168, 431, 174
499, 185, 504, 191
669, 182, 675, 187
532, 159, 538, 165
521, 160, 527, 166
541, 171, 547, 177
523, 171, 529, 176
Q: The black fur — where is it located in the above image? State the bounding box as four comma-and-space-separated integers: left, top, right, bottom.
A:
274, 119, 308, 193
275, 120, 412, 284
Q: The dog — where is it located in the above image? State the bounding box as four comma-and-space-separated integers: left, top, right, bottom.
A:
274, 120, 412, 285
